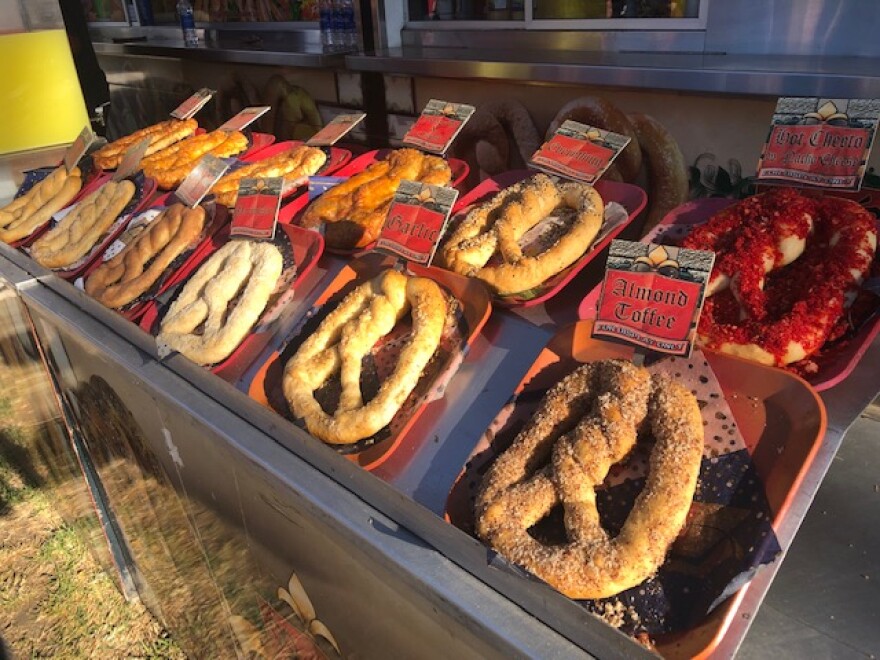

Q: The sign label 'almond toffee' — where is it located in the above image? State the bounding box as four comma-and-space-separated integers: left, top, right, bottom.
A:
592, 240, 715, 357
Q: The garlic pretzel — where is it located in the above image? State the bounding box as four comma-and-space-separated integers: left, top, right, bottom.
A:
283, 270, 447, 445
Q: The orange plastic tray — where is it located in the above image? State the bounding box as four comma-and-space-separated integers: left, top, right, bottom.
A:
248, 252, 492, 471
445, 320, 826, 659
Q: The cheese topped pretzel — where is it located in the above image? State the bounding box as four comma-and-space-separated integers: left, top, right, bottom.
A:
440, 174, 604, 295
142, 130, 249, 190
283, 270, 447, 445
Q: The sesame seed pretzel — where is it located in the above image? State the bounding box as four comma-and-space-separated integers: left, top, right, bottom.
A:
475, 359, 704, 600
283, 269, 447, 446
157, 239, 283, 365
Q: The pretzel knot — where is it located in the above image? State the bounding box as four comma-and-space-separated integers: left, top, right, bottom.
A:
475, 359, 704, 600
283, 269, 447, 446
157, 239, 283, 366
440, 174, 603, 295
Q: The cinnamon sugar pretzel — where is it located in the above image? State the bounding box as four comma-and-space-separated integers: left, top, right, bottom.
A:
85, 203, 206, 309
30, 180, 135, 269
0, 166, 82, 244
440, 174, 604, 295
92, 119, 198, 170
476, 359, 703, 599
157, 239, 283, 365
283, 270, 447, 445
142, 130, 249, 190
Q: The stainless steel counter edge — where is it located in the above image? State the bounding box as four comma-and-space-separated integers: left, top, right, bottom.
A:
16, 273, 599, 660
92, 40, 347, 69
345, 49, 880, 97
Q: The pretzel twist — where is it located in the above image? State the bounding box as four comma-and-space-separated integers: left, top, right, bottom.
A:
283, 270, 447, 445
300, 148, 452, 249
0, 166, 83, 244
142, 130, 249, 190
441, 174, 604, 295
31, 180, 135, 269
476, 359, 703, 599
92, 119, 198, 170
157, 239, 283, 365
210, 145, 327, 207
85, 203, 206, 309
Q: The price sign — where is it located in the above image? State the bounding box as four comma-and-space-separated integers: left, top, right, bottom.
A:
230, 177, 283, 241
175, 155, 230, 208
530, 120, 630, 184
307, 112, 366, 146
757, 97, 880, 191
592, 240, 715, 357
218, 106, 271, 133
402, 99, 475, 155
113, 138, 151, 181
376, 180, 459, 265
170, 88, 214, 120
63, 126, 96, 173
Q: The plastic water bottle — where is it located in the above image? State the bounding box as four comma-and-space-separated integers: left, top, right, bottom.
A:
176, 0, 199, 47
331, 0, 345, 51
338, 0, 357, 50
319, 0, 336, 50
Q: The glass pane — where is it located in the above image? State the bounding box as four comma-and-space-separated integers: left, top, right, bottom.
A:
148, 0, 319, 24
533, 0, 700, 19
408, 0, 526, 21
80, 0, 126, 22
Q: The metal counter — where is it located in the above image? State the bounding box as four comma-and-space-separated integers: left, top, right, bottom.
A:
2, 225, 878, 657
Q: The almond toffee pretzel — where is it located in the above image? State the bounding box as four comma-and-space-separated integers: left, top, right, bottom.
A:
157, 239, 283, 366
476, 359, 704, 600
0, 166, 83, 244
283, 269, 447, 446
440, 174, 604, 295
85, 203, 206, 309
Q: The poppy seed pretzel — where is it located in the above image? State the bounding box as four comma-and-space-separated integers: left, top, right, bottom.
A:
31, 180, 135, 269
0, 166, 82, 244
283, 269, 447, 445
85, 203, 206, 309
157, 240, 283, 365
441, 174, 604, 295
475, 359, 704, 600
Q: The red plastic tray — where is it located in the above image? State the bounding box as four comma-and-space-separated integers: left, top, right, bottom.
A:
78, 200, 230, 321
445, 320, 826, 659
577, 197, 880, 391
248, 252, 492, 471
12, 170, 113, 248
278, 149, 471, 255
442, 169, 647, 307
139, 222, 325, 381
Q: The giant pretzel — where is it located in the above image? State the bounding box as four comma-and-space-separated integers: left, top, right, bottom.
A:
440, 174, 604, 295
157, 239, 283, 366
92, 119, 198, 170
546, 98, 688, 233
142, 130, 249, 190
283, 270, 447, 445
683, 189, 878, 366
85, 203, 206, 309
0, 165, 82, 244
475, 359, 703, 599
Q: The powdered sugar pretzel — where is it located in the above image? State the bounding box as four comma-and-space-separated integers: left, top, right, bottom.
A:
440, 174, 604, 295
283, 270, 447, 445
476, 359, 703, 599
690, 193, 877, 366
157, 240, 283, 365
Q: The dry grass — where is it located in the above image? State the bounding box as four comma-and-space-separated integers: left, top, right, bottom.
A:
0, 371, 185, 659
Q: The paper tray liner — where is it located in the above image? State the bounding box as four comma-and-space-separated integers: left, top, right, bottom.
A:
139, 222, 324, 380
445, 321, 826, 656
577, 196, 880, 391
248, 252, 492, 471
277, 149, 471, 256
440, 169, 648, 307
